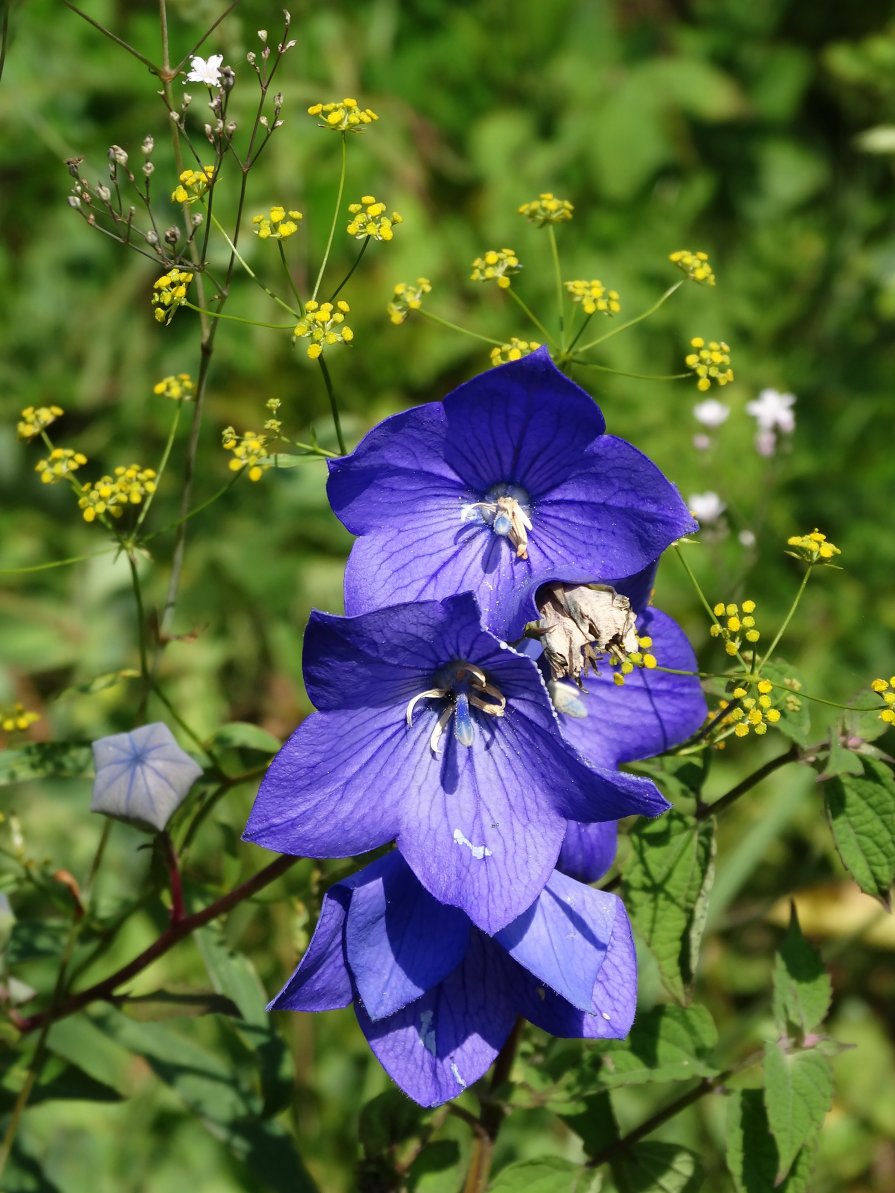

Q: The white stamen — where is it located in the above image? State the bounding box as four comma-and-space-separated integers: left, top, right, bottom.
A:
406, 686, 449, 726
452, 828, 492, 859
429, 706, 453, 755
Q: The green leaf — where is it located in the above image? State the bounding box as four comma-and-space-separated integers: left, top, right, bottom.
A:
622, 811, 715, 1001
206, 721, 281, 755
763, 1043, 833, 1182
772, 905, 832, 1038
611, 1142, 703, 1193
819, 736, 865, 780
761, 661, 811, 748
4, 1142, 64, 1193
839, 687, 892, 745
825, 756, 895, 907
488, 1156, 595, 1193
632, 753, 709, 804
359, 1088, 427, 1156
0, 742, 93, 786
0, 1054, 123, 1114
54, 668, 140, 699
726, 1088, 818, 1193
594, 1005, 718, 1087
561, 1092, 620, 1158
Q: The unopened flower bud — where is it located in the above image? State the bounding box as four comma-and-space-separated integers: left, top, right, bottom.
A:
259, 115, 269, 127
246, 50, 257, 65
142, 161, 155, 176
225, 120, 237, 135
273, 92, 283, 109
257, 28, 268, 41
220, 65, 236, 90
191, 213, 203, 227
145, 229, 159, 244
164, 226, 180, 245
142, 135, 154, 155
96, 183, 111, 201
66, 156, 83, 178
68, 195, 81, 208
109, 144, 128, 166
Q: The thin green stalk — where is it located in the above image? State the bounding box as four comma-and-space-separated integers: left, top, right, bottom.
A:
696, 745, 799, 821
287, 440, 338, 459
329, 235, 369, 302
126, 551, 150, 684
571, 362, 690, 383
760, 565, 813, 670
136, 400, 183, 531
507, 287, 556, 347
0, 548, 118, 576
418, 308, 503, 346
183, 301, 294, 329
562, 309, 595, 358
209, 214, 299, 317
575, 280, 682, 353
62, 0, 157, 71
547, 225, 565, 348
277, 240, 305, 313
150, 681, 215, 763
312, 133, 347, 301
674, 543, 750, 671
317, 355, 346, 456
145, 474, 243, 543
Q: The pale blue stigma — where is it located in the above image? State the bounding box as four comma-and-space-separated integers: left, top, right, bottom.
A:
492, 512, 513, 537
548, 679, 588, 720
453, 693, 476, 747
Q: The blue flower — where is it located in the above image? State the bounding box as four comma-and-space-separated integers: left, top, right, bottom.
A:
268, 851, 636, 1107
243, 593, 668, 934
91, 722, 203, 832
327, 348, 696, 640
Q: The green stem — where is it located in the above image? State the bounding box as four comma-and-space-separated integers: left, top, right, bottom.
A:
563, 309, 595, 358
209, 214, 299, 318
277, 239, 305, 314
136, 399, 183, 531
182, 301, 295, 329
0, 548, 119, 576
696, 745, 799, 821
150, 681, 214, 763
417, 308, 503, 346
575, 280, 683, 353
674, 543, 749, 671
507, 287, 556, 347
571, 362, 690, 383
462, 1018, 524, 1193
312, 132, 347, 302
329, 235, 369, 302
547, 225, 565, 348
126, 551, 150, 687
285, 440, 338, 459
145, 474, 243, 543
317, 355, 347, 456
760, 566, 814, 670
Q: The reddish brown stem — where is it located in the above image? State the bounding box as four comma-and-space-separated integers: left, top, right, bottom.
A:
161, 831, 185, 923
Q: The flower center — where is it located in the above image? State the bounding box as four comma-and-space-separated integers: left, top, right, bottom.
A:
461, 483, 532, 560
405, 660, 507, 755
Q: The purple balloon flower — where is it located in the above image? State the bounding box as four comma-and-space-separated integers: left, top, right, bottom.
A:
243, 592, 668, 933
326, 348, 696, 640
269, 851, 636, 1107
91, 722, 203, 833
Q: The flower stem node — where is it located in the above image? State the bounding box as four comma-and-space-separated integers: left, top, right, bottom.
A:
293, 300, 354, 359
387, 278, 431, 324
685, 337, 734, 392
490, 339, 541, 366
35, 448, 87, 484
171, 166, 215, 204
17, 405, 63, 440
153, 374, 194, 401
222, 428, 270, 482
709, 598, 761, 656
518, 193, 574, 226
669, 249, 716, 286
346, 196, 403, 241
152, 269, 194, 324
252, 206, 303, 239
786, 529, 841, 566
461, 484, 532, 559
308, 98, 378, 131
1, 704, 40, 733
470, 248, 521, 289
870, 677, 895, 726
565, 279, 620, 316
78, 465, 158, 522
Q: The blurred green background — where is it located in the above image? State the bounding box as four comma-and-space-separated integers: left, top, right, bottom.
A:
2, 0, 895, 1190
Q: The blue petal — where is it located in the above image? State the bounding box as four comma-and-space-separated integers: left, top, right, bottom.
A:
268, 879, 359, 1012
346, 853, 470, 1021
557, 821, 619, 884
356, 932, 517, 1107
494, 870, 618, 1011
91, 722, 203, 832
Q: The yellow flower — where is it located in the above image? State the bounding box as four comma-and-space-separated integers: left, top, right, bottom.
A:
709, 598, 761, 656
77, 465, 157, 522
685, 337, 733, 392
153, 374, 195, 401
470, 248, 521, 289
786, 529, 841, 565
152, 268, 193, 324
17, 405, 64, 440
870, 677, 895, 726
388, 278, 431, 325
293, 300, 354, 359
1, 703, 40, 733
171, 165, 215, 204
252, 206, 303, 240
490, 339, 541, 366
518, 193, 574, 226
307, 98, 378, 131
35, 448, 87, 484
669, 249, 716, 286
346, 195, 403, 241
565, 279, 620, 316
222, 427, 270, 482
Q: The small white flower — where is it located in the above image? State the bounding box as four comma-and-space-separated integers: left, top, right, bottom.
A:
746, 388, 796, 434
185, 54, 224, 86
689, 491, 726, 524
91, 723, 203, 832
754, 428, 778, 458
739, 529, 757, 548
693, 398, 730, 428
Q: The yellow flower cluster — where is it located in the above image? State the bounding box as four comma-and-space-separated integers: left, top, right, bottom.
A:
710, 599, 761, 657
18, 405, 63, 441
222, 428, 269, 482
490, 339, 541, 366
308, 98, 378, 131
293, 300, 354, 359
786, 529, 841, 565
710, 678, 783, 740
669, 249, 716, 286
871, 677, 895, 726
685, 337, 734, 392
346, 195, 403, 241
171, 166, 215, 204
77, 465, 158, 522
518, 193, 574, 226
565, 279, 621, 316
35, 448, 87, 484
470, 248, 521, 289
387, 278, 431, 325
1, 703, 40, 733
252, 206, 303, 240
609, 635, 658, 687
153, 374, 195, 401
152, 269, 193, 324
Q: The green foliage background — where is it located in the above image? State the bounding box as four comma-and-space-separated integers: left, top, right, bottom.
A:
1, 1, 894, 1190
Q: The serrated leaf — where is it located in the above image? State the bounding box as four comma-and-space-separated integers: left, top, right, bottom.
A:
622, 811, 715, 1002
763, 1042, 833, 1182
488, 1156, 589, 1192
0, 742, 93, 786
825, 756, 895, 907
595, 1005, 718, 1087
818, 736, 865, 780
611, 1142, 702, 1193
761, 661, 811, 747
726, 1088, 818, 1193
207, 721, 281, 755
840, 687, 892, 745
773, 906, 832, 1038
